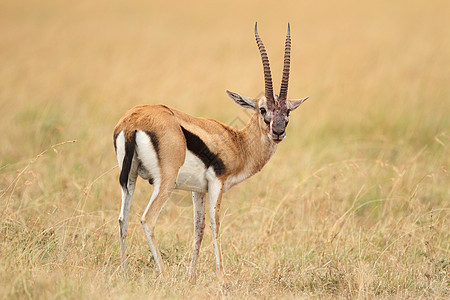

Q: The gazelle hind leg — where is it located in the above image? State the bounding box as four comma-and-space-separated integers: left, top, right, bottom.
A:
189, 192, 206, 282
133, 127, 186, 278
116, 129, 138, 272
140, 178, 175, 277
118, 170, 137, 271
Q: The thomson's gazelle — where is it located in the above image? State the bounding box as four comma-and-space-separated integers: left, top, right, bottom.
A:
113, 23, 309, 281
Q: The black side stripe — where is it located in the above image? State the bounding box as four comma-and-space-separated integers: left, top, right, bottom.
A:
180, 126, 226, 176
119, 131, 136, 191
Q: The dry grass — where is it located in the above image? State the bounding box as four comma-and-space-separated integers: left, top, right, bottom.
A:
0, 0, 449, 298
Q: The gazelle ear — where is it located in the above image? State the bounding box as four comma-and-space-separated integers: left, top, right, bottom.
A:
287, 96, 309, 111
226, 90, 257, 111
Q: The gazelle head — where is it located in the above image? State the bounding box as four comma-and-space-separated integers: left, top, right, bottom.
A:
227, 22, 309, 143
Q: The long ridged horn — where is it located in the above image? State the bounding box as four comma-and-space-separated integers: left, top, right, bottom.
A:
279, 23, 291, 103
254, 22, 274, 102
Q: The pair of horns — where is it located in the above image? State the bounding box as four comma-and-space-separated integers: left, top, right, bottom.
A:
254, 22, 291, 104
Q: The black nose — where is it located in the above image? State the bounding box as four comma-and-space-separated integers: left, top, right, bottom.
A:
272, 116, 286, 137
272, 128, 285, 136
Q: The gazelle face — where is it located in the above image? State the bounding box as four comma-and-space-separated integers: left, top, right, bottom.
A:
258, 96, 289, 143
226, 90, 309, 144
257, 95, 309, 143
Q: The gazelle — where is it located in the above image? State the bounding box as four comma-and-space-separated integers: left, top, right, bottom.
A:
113, 22, 309, 281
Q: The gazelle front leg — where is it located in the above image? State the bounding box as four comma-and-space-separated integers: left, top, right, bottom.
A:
189, 192, 206, 282
208, 177, 225, 280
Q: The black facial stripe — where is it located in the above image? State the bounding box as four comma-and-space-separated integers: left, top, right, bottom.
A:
181, 126, 226, 176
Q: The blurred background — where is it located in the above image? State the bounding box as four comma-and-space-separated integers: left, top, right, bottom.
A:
1, 0, 449, 159
0, 0, 449, 298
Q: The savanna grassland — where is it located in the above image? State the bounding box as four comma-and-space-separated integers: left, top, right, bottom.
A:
0, 0, 449, 298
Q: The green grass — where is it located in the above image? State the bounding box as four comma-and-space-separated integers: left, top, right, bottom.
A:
0, 0, 449, 298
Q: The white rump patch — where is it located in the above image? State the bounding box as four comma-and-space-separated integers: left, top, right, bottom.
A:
135, 130, 161, 184
115, 131, 126, 169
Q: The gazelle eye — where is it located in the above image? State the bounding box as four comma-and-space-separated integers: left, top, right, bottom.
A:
260, 107, 267, 115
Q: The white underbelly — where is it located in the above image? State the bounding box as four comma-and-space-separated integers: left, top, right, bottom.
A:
175, 150, 208, 193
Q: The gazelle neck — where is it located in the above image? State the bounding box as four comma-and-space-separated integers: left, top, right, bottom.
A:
238, 112, 277, 175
